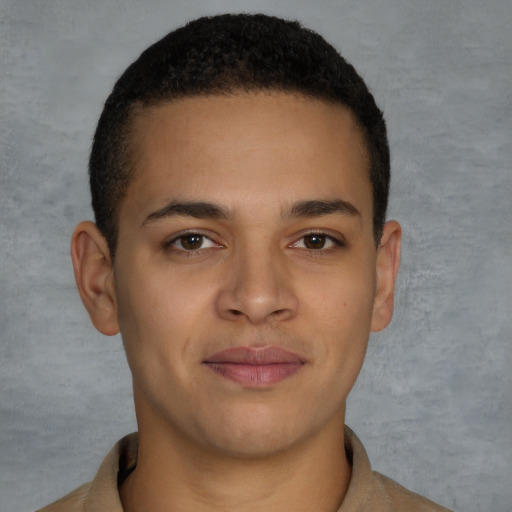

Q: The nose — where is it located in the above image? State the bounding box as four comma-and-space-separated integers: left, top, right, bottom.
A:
215, 244, 299, 325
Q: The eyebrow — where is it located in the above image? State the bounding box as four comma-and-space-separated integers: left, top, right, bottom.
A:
142, 200, 231, 226
142, 198, 360, 227
284, 199, 361, 219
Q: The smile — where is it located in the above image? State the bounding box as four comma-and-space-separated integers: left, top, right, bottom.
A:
203, 346, 305, 387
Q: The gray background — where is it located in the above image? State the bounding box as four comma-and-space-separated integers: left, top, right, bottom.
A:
1, 1, 511, 511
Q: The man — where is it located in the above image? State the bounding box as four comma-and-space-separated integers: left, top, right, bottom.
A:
39, 13, 451, 512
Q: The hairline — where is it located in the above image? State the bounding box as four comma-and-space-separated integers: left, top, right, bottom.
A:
109, 87, 378, 257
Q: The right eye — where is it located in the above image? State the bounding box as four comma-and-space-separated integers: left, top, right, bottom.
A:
166, 233, 218, 252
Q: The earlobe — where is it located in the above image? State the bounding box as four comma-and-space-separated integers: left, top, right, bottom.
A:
70, 221, 120, 336
370, 220, 402, 332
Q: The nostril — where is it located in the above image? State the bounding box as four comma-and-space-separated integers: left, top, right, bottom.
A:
216, 286, 299, 324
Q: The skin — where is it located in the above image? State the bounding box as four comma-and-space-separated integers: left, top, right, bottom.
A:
71, 92, 401, 512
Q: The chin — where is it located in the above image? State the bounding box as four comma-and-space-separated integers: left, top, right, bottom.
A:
194, 406, 325, 459
205, 429, 300, 459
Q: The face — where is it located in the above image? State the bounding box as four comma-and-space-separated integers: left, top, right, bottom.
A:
77, 92, 400, 458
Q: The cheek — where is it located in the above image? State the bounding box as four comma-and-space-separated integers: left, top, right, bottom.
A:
116, 256, 191, 329
304, 263, 376, 324
113, 261, 217, 372
302, 265, 375, 379
113, 264, 178, 366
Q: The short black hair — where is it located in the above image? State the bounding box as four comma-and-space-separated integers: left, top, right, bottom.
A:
90, 13, 390, 255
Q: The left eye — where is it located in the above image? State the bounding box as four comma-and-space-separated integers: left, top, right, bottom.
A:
168, 233, 218, 251
291, 234, 340, 250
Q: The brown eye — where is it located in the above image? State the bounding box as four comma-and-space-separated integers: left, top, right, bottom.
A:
164, 232, 220, 254
179, 234, 204, 250
303, 234, 327, 249
290, 233, 343, 251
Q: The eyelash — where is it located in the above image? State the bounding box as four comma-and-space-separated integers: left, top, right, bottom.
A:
162, 231, 346, 255
289, 232, 346, 252
163, 232, 221, 254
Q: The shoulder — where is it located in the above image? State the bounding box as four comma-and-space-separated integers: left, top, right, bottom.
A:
35, 433, 137, 512
342, 426, 452, 512
36, 482, 91, 512
370, 472, 452, 512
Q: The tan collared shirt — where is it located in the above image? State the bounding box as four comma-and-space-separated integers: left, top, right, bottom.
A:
37, 427, 452, 511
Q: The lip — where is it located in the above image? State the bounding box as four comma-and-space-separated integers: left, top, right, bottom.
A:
203, 346, 305, 387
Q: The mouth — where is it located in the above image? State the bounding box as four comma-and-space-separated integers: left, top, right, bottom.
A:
203, 346, 305, 387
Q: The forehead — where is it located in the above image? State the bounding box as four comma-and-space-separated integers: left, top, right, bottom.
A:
123, 92, 372, 223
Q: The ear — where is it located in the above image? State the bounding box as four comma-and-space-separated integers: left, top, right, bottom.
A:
371, 220, 402, 332
70, 221, 120, 336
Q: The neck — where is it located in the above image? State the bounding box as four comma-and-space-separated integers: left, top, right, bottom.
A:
120, 410, 350, 512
